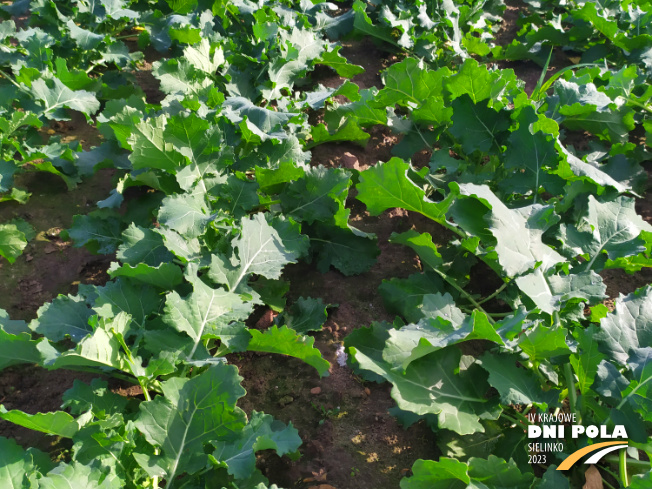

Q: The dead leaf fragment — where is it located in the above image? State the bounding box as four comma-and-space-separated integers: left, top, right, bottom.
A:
583, 465, 603, 489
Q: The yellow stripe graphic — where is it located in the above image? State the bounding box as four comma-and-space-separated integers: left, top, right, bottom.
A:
557, 441, 628, 470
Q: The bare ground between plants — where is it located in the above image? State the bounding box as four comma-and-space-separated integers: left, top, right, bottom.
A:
0, 31, 651, 489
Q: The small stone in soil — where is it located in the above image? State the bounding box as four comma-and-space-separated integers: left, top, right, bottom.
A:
310, 387, 321, 395
341, 152, 360, 170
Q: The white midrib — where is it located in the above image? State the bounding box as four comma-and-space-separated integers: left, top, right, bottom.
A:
165, 409, 197, 489
231, 236, 274, 291
187, 292, 216, 360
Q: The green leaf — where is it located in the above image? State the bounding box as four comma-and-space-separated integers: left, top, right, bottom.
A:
383, 298, 501, 370
39, 460, 122, 488
310, 120, 370, 147
309, 222, 379, 276
0, 406, 86, 438
31, 78, 100, 120
166, 0, 197, 14
454, 184, 566, 276
47, 317, 128, 372
316, 46, 364, 78
280, 166, 350, 224
158, 192, 211, 238
379, 273, 445, 323
163, 267, 251, 359
0, 222, 29, 263
349, 339, 493, 434
537, 466, 570, 489
247, 325, 329, 377
518, 324, 571, 363
401, 458, 469, 489
623, 347, 652, 421
117, 223, 174, 267
66, 19, 104, 50
501, 105, 560, 196
224, 97, 299, 139
467, 455, 535, 488
0, 309, 28, 335
554, 143, 629, 193
128, 115, 186, 173
93, 279, 161, 325
324, 85, 386, 128
449, 95, 510, 154
560, 196, 652, 269
29, 294, 92, 342
375, 57, 447, 107
389, 230, 443, 270
67, 212, 123, 254
62, 378, 129, 417
597, 286, 652, 366
571, 325, 606, 394
108, 262, 183, 289
226, 213, 302, 290
184, 38, 224, 74
479, 353, 559, 408
357, 158, 455, 221
211, 411, 301, 480
0, 436, 48, 487
554, 79, 635, 143
134, 364, 247, 482
282, 297, 330, 334
0, 328, 47, 370
214, 174, 260, 217
445, 58, 520, 105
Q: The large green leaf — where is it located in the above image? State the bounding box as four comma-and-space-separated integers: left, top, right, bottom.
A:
0, 328, 48, 370
400, 458, 469, 489
92, 279, 161, 325
134, 364, 247, 483
501, 105, 560, 196
479, 353, 559, 408
29, 294, 92, 342
128, 115, 186, 173
357, 158, 455, 221
0, 406, 87, 438
39, 460, 122, 488
454, 183, 565, 276
571, 325, 606, 394
220, 213, 302, 291
517, 324, 571, 363
158, 192, 211, 239
0, 436, 49, 488
163, 267, 251, 360
0, 223, 29, 264
597, 286, 652, 365
348, 338, 494, 434
308, 222, 379, 276
375, 57, 447, 107
211, 411, 301, 480
560, 196, 652, 269
467, 455, 535, 488
279, 166, 350, 224
31, 78, 100, 120
282, 297, 329, 334
247, 325, 329, 376
449, 95, 510, 154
